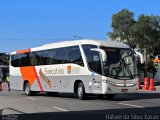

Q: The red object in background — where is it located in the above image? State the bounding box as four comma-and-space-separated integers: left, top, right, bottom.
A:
0, 83, 2, 91
138, 77, 142, 89
143, 78, 149, 90
149, 78, 156, 91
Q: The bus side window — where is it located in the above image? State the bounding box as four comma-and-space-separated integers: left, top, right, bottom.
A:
54, 48, 68, 64
12, 53, 30, 67
15, 54, 22, 67
82, 45, 102, 75
41, 50, 52, 65
91, 52, 102, 74
48, 50, 54, 65
67, 46, 84, 66
21, 53, 31, 66
30, 52, 37, 66
35, 51, 42, 65
50, 49, 56, 64
11, 55, 20, 67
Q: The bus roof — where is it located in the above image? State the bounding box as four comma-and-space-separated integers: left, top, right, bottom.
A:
11, 39, 130, 54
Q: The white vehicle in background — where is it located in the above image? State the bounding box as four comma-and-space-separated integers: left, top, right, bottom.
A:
10, 39, 138, 100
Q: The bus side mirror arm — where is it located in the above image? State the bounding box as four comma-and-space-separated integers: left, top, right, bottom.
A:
90, 48, 107, 62
134, 51, 144, 64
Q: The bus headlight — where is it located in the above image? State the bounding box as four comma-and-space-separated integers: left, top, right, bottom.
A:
111, 82, 116, 86
103, 80, 116, 86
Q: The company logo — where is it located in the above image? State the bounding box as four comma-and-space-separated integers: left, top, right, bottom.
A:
67, 65, 80, 74
45, 68, 64, 75
91, 72, 95, 78
67, 66, 72, 74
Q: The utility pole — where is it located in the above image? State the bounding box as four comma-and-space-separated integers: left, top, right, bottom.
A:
143, 48, 147, 78
73, 35, 83, 39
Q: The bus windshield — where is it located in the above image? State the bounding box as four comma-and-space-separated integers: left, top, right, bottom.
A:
101, 47, 137, 79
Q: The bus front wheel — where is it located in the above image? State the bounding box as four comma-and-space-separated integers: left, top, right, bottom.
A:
24, 82, 32, 96
77, 82, 86, 100
105, 94, 114, 100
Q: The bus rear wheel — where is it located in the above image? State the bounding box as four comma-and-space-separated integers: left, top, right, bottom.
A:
77, 82, 86, 100
24, 82, 32, 96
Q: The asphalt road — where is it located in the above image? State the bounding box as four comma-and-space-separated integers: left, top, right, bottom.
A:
0, 89, 160, 120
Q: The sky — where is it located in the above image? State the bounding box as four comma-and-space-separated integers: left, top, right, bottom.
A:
0, 0, 159, 53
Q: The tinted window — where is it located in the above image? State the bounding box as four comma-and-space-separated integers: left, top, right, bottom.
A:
82, 45, 102, 74
21, 53, 30, 66
50, 50, 56, 64
11, 46, 84, 67
31, 52, 40, 66
41, 50, 49, 65
11, 54, 22, 67
54, 48, 68, 64
35, 51, 42, 65
67, 46, 83, 66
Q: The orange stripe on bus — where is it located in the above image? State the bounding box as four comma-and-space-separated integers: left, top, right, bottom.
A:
16, 49, 31, 54
16, 49, 44, 91
20, 67, 37, 86
20, 66, 44, 91
39, 69, 52, 89
33, 67, 44, 92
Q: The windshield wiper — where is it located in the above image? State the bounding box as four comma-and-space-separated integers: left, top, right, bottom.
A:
121, 58, 133, 77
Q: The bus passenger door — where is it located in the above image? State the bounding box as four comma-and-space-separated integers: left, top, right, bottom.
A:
82, 45, 103, 93
89, 52, 102, 93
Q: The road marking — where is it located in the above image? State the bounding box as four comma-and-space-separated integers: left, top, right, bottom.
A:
27, 97, 36, 101
118, 103, 144, 108
52, 106, 68, 112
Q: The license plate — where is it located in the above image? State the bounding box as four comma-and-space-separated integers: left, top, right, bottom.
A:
121, 89, 128, 92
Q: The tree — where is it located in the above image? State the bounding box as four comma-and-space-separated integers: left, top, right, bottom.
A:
133, 14, 160, 56
109, 9, 136, 48
109, 9, 160, 57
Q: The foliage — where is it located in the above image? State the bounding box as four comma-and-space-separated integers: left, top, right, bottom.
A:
109, 9, 160, 57
133, 15, 160, 55
109, 9, 136, 48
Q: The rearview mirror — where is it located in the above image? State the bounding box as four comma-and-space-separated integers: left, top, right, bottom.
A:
90, 48, 107, 62
134, 51, 144, 64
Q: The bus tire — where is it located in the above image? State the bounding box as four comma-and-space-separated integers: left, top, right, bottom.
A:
77, 82, 86, 100
24, 82, 32, 96
105, 94, 115, 100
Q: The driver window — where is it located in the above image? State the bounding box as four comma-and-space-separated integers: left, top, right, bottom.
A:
82, 45, 102, 75
91, 52, 102, 74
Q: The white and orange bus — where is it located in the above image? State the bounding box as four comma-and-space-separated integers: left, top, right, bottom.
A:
10, 40, 138, 99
